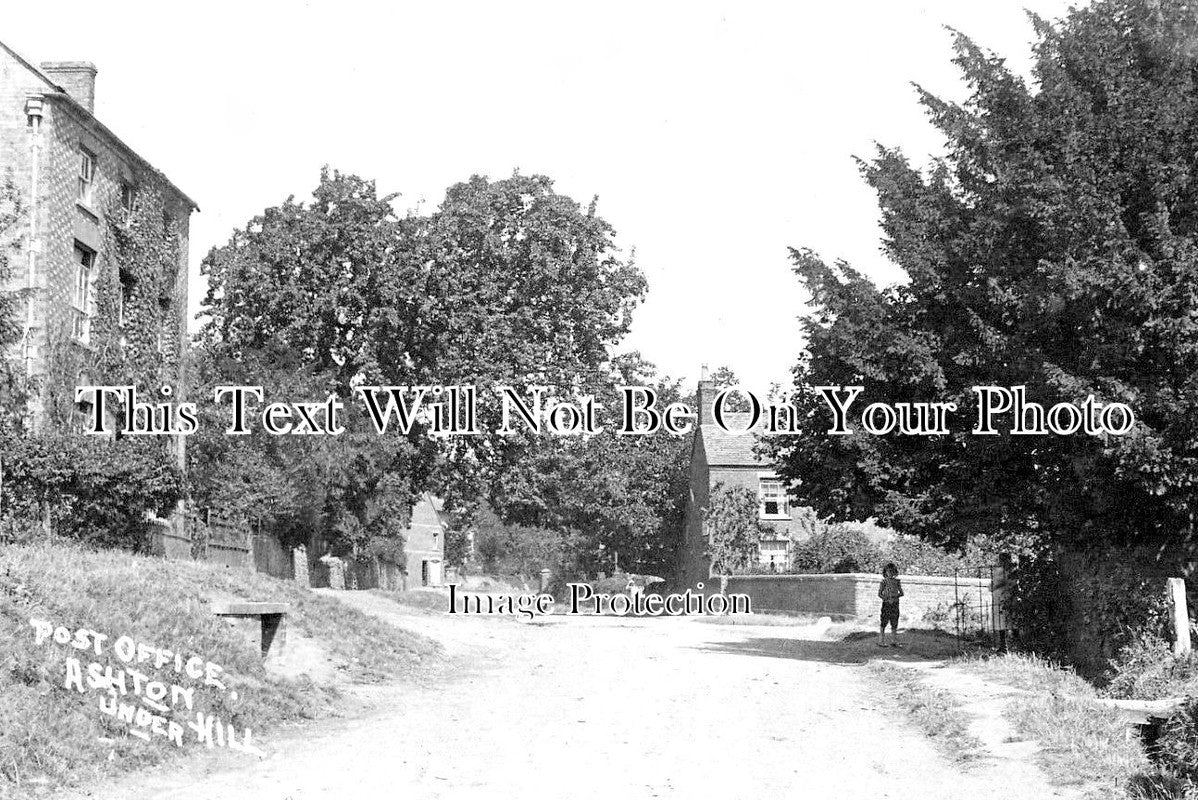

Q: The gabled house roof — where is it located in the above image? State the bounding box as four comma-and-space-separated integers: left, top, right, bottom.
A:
0, 38, 199, 212
698, 412, 769, 467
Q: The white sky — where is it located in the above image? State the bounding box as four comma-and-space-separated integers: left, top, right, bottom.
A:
6, 0, 1076, 391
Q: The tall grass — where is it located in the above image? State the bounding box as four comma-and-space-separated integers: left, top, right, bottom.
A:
958, 651, 1097, 697
957, 653, 1155, 797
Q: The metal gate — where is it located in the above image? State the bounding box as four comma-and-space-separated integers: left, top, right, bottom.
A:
952, 564, 1002, 647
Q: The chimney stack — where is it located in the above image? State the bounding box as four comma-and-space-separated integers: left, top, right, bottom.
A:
40, 61, 97, 113
697, 364, 716, 427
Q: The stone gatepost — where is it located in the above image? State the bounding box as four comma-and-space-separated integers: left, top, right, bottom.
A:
327, 557, 346, 590
293, 545, 309, 587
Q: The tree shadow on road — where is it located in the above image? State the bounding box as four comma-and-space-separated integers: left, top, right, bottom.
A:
694, 630, 978, 665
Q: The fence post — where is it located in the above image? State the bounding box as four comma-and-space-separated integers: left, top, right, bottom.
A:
953, 568, 962, 651
244, 520, 255, 572
1169, 577, 1191, 656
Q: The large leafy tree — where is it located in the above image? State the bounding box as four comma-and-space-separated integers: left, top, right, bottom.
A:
418, 174, 645, 389
194, 171, 425, 553
418, 173, 648, 522
200, 170, 407, 388
194, 170, 647, 557
768, 0, 1198, 561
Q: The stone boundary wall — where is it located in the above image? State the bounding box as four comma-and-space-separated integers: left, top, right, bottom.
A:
722, 573, 992, 626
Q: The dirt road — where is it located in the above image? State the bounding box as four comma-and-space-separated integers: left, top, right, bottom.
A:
73, 593, 1074, 800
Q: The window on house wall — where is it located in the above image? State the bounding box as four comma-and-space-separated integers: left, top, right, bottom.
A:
72, 243, 94, 343
120, 182, 136, 213
78, 147, 96, 205
117, 270, 133, 327
73, 376, 94, 435
759, 478, 789, 518
71, 397, 94, 435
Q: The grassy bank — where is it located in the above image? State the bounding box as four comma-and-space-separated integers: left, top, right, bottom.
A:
957, 654, 1155, 797
0, 541, 440, 794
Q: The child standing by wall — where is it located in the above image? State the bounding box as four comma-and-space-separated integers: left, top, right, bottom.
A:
878, 563, 903, 647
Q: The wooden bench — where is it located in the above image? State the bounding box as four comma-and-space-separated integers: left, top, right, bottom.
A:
1096, 696, 1188, 745
211, 601, 289, 658
1095, 697, 1187, 725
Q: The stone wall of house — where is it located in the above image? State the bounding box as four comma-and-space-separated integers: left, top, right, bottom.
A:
0, 46, 192, 432
39, 95, 192, 393
678, 440, 818, 588
706, 465, 813, 539
722, 573, 992, 626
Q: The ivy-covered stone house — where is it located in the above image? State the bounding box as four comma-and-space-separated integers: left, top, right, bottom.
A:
0, 39, 196, 442
676, 372, 814, 589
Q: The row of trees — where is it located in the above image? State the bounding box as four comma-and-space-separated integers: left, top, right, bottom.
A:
188, 171, 692, 578
0, 156, 743, 583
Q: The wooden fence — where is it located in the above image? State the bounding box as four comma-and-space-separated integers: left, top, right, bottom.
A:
148, 510, 296, 581
147, 518, 192, 560
148, 511, 408, 589
199, 512, 254, 570
253, 531, 295, 580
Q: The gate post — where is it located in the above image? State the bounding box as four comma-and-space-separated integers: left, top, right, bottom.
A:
1168, 577, 1191, 656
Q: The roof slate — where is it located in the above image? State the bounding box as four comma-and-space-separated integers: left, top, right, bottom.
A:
698, 413, 770, 467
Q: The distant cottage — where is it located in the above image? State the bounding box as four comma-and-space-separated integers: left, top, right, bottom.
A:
404, 493, 447, 587
306, 492, 448, 590
677, 372, 811, 588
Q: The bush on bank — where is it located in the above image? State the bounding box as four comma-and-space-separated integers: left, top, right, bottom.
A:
774, 522, 995, 577
0, 432, 181, 551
